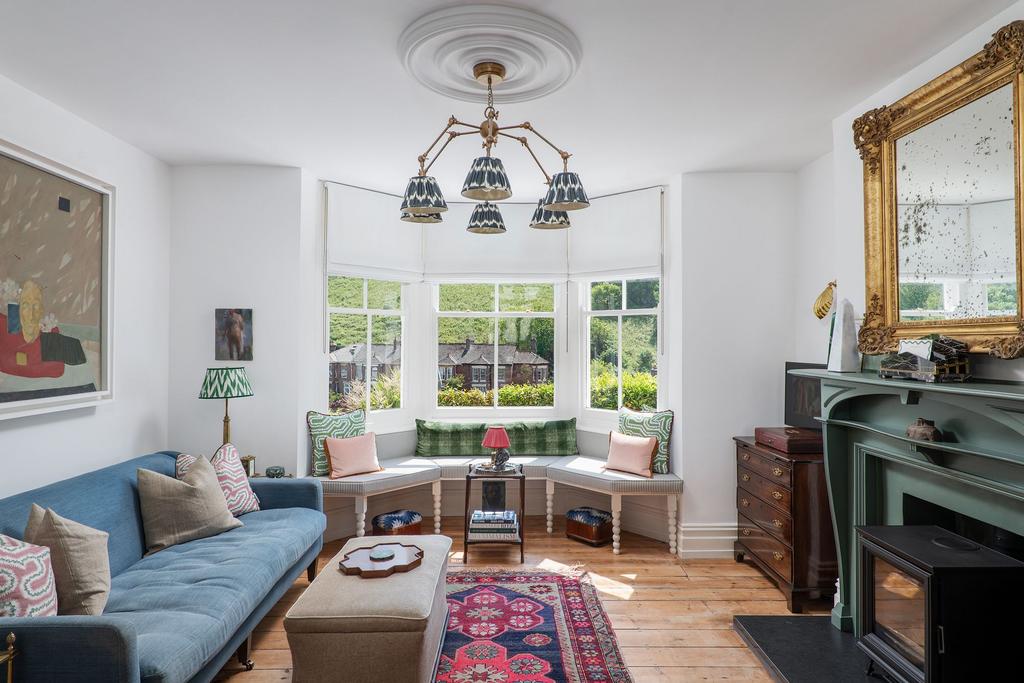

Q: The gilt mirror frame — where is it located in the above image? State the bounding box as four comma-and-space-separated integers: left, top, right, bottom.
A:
856, 21, 1024, 359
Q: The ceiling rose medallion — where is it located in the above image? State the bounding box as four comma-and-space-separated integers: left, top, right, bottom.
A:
398, 5, 586, 234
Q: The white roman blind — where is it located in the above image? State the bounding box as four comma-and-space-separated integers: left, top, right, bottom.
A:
568, 186, 663, 277
422, 202, 569, 280
325, 182, 424, 279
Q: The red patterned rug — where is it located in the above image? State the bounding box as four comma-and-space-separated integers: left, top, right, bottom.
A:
436, 571, 632, 683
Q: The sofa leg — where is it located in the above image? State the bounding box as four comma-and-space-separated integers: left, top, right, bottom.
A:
236, 633, 254, 671
307, 558, 318, 582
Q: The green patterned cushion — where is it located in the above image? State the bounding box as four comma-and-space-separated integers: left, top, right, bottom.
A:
618, 408, 673, 474
506, 418, 578, 456
307, 410, 365, 476
415, 419, 579, 457
415, 420, 488, 457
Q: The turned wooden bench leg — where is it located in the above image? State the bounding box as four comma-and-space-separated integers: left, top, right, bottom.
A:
355, 496, 367, 537
432, 480, 442, 534
611, 494, 622, 555
545, 479, 555, 533
667, 494, 678, 556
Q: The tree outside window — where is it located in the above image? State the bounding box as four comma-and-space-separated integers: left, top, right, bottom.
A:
587, 279, 659, 411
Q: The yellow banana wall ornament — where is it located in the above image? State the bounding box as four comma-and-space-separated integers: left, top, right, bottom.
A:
813, 280, 837, 320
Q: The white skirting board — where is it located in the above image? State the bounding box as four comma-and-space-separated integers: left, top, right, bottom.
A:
678, 523, 738, 559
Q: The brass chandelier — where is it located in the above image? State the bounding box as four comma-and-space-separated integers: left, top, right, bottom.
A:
400, 61, 589, 234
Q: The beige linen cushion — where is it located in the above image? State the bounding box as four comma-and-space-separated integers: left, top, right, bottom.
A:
137, 455, 242, 553
604, 431, 658, 478
24, 504, 110, 615
325, 432, 382, 479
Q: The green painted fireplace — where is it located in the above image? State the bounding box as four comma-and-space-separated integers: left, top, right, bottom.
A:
791, 369, 1024, 632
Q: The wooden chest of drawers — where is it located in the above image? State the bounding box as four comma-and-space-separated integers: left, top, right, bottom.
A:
734, 436, 837, 612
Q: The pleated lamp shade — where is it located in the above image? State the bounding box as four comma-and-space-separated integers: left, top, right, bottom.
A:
542, 172, 590, 211
529, 198, 571, 229
466, 202, 506, 234
400, 175, 447, 214
462, 156, 512, 201
198, 367, 254, 399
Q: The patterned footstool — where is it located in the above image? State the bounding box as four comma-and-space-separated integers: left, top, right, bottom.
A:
566, 507, 613, 546
371, 509, 423, 536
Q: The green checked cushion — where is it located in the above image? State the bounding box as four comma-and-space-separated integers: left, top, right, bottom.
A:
619, 408, 673, 474
506, 418, 578, 456
307, 410, 365, 476
415, 420, 488, 457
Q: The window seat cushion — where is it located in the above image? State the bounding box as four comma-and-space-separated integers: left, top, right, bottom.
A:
317, 456, 439, 496
547, 455, 683, 494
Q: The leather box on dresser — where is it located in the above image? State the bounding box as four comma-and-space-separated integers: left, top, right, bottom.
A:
733, 436, 837, 612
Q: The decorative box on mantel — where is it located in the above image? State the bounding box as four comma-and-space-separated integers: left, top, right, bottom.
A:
789, 368, 1024, 635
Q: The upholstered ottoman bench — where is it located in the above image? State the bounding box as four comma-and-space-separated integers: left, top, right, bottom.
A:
284, 535, 451, 683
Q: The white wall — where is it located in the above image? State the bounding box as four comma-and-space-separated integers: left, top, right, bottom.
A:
830, 0, 1024, 379
168, 166, 312, 473
793, 152, 835, 363
0, 74, 171, 497
678, 173, 797, 555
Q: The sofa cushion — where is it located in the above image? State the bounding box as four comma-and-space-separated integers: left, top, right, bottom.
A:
104, 507, 326, 683
25, 504, 110, 615
619, 408, 674, 474
318, 456, 439, 496
547, 455, 683, 494
307, 410, 366, 477
0, 533, 57, 617
508, 418, 578, 455
415, 420, 488, 457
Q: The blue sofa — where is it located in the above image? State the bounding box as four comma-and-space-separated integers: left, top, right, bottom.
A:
0, 451, 326, 683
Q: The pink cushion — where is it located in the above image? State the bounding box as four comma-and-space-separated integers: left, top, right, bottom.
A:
604, 431, 658, 478
325, 432, 381, 479
0, 533, 58, 617
175, 443, 260, 516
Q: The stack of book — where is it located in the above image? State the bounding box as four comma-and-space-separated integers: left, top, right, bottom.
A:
468, 510, 519, 542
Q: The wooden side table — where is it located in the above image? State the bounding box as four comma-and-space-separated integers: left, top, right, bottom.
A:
463, 465, 525, 564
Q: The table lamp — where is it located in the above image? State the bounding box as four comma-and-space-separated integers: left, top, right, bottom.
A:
482, 425, 512, 471
199, 367, 253, 444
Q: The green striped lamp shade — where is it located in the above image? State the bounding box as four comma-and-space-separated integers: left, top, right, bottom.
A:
198, 367, 254, 399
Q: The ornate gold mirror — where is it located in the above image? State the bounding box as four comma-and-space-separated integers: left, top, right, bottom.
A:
856, 21, 1024, 358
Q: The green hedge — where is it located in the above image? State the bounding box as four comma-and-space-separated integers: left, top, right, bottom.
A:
436, 382, 555, 407
589, 370, 658, 411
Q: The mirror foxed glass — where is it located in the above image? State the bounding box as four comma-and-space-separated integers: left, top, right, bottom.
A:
894, 83, 1018, 322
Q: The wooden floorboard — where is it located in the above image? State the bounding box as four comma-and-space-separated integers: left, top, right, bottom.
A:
215, 516, 829, 681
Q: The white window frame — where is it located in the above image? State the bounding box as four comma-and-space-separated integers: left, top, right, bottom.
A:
582, 276, 662, 415
327, 276, 407, 417
432, 281, 560, 413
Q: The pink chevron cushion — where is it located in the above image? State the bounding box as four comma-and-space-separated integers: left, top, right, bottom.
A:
0, 534, 58, 617
176, 445, 260, 516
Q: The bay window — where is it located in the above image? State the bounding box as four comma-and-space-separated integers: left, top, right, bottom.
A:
327, 276, 404, 414
585, 278, 660, 411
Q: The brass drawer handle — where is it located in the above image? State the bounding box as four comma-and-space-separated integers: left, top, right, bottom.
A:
741, 473, 750, 482
740, 498, 750, 508
742, 453, 750, 461
772, 491, 783, 501
742, 529, 751, 536
772, 519, 783, 528
772, 551, 784, 561
772, 467, 784, 477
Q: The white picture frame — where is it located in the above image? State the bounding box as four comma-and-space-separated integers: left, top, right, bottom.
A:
0, 138, 115, 420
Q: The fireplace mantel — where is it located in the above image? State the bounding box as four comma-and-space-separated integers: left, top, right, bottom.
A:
790, 369, 1024, 632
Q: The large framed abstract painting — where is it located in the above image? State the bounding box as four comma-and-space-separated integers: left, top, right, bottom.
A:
0, 145, 113, 419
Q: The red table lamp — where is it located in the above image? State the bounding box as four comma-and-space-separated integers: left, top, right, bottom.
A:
482, 425, 512, 471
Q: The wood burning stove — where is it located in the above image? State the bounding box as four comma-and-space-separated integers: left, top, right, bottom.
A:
856, 525, 1024, 682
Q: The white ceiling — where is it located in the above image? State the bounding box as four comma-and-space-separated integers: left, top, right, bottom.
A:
0, 0, 1015, 197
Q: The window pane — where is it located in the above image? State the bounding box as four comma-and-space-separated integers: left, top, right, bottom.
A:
627, 278, 660, 309
499, 283, 555, 312
369, 315, 401, 410
328, 276, 363, 308
437, 316, 495, 406
622, 315, 658, 411
590, 281, 622, 310
328, 313, 367, 413
497, 317, 555, 406
589, 316, 618, 410
439, 283, 494, 312
987, 282, 1017, 314
367, 279, 401, 310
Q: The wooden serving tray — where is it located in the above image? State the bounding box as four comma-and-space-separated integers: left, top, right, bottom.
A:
338, 543, 423, 578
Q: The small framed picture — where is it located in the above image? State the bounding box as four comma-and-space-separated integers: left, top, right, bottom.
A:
482, 481, 506, 511
215, 308, 253, 361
